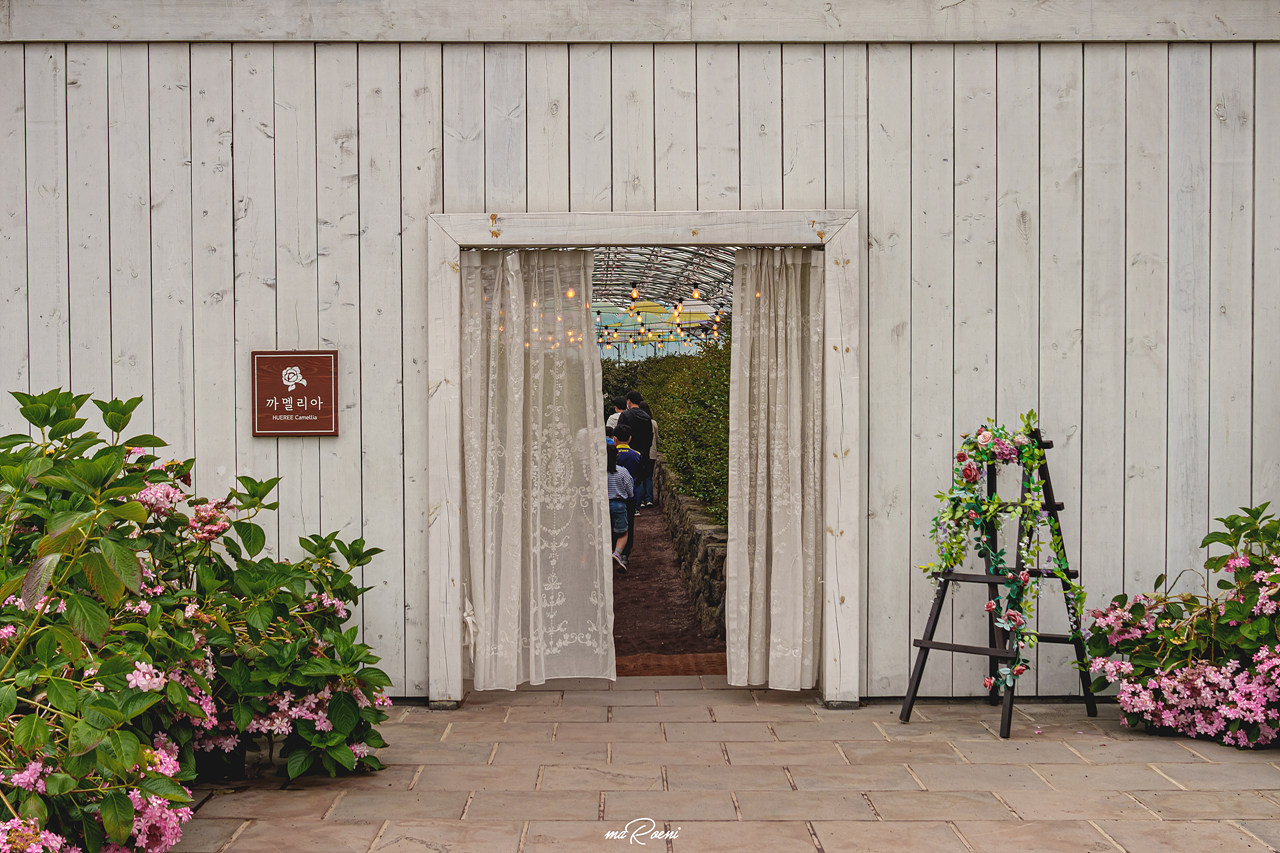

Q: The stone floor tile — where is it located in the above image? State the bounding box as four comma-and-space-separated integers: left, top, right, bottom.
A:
443, 722, 555, 743
788, 765, 922, 791
734, 791, 875, 821
911, 704, 1009, 724
752, 689, 821, 705
603, 791, 738, 821
698, 674, 733, 689
465, 791, 602, 821
519, 678, 609, 691
1182, 740, 1280, 764
866, 790, 1017, 821
954, 819, 1116, 852
553, 722, 665, 742
664, 764, 793, 791
725, 741, 848, 765
412, 765, 540, 792
614, 675, 705, 691
329, 789, 471, 820
669, 821, 819, 852
1031, 762, 1183, 791
172, 818, 245, 853
813, 820, 970, 853
607, 704, 713, 723
952, 739, 1086, 764
840, 741, 963, 764
908, 763, 1052, 791
197, 787, 341, 820
1129, 790, 1280, 820
372, 722, 449, 742
379, 742, 494, 765
491, 743, 607, 765
373, 820, 522, 852
538, 764, 664, 791
503, 705, 609, 723
610, 742, 728, 765
883, 720, 1001, 741
1154, 761, 1280, 790
1235, 820, 1280, 849
1067, 739, 1206, 764
1010, 722, 1127, 741
465, 690, 564, 707
772, 720, 884, 740
995, 790, 1157, 820
660, 688, 756, 706
524, 820, 630, 852
560, 689, 657, 706
223, 820, 380, 853
1096, 819, 1272, 852
663, 722, 776, 741
707, 704, 824, 722
286, 765, 419, 792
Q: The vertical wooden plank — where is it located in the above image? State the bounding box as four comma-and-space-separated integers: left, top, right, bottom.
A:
1124, 43, 1170, 594
149, 44, 195, 461
108, 44, 154, 431
696, 43, 739, 211
442, 44, 484, 213
273, 43, 320, 556
864, 44, 912, 697
67, 45, 112, 409
611, 44, 655, 212
950, 44, 997, 695
738, 44, 781, 211
190, 44, 236, 497
1081, 44, 1127, 607
909, 43, 954, 697
526, 44, 569, 212
25, 44, 70, 393
569, 44, 611, 211
402, 43, 443, 696
654, 44, 697, 212
1167, 44, 1211, 580
1256, 46, 1280, 504
315, 43, 364, 630
1036, 43, 1084, 694
0, 45, 27, 422
1208, 44, 1254, 529
484, 44, 527, 213
782, 43, 825, 209
358, 43, 406, 694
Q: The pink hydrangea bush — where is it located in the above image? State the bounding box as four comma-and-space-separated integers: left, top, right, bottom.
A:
1087, 503, 1280, 747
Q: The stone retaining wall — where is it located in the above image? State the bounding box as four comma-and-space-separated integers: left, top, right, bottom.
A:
653, 459, 727, 639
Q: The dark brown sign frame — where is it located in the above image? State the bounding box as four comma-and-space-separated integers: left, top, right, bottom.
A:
252, 350, 339, 437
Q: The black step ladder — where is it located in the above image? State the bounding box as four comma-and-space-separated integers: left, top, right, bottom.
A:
898, 429, 1097, 738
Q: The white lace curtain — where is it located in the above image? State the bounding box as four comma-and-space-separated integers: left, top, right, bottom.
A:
726, 248, 824, 690
459, 249, 615, 690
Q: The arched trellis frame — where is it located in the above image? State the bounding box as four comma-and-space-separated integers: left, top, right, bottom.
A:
425, 210, 861, 707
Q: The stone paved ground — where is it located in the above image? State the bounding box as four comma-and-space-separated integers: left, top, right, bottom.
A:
175, 677, 1280, 852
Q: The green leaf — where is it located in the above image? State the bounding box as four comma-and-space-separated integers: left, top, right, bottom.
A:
51, 626, 88, 662
100, 537, 142, 593
286, 749, 314, 780
233, 520, 266, 558
326, 691, 359, 735
120, 691, 163, 721
81, 815, 105, 853
45, 678, 79, 714
137, 775, 192, 803
68, 719, 107, 756
22, 553, 60, 606
43, 773, 76, 796
231, 702, 253, 732
105, 730, 140, 772
19, 792, 46, 824
14, 714, 51, 752
99, 791, 134, 844
79, 552, 125, 607
19, 403, 51, 428
99, 485, 143, 501
108, 501, 148, 525
120, 434, 167, 448
66, 595, 111, 645
327, 743, 356, 772
103, 412, 129, 434
0, 685, 16, 719
165, 679, 189, 707
48, 417, 87, 440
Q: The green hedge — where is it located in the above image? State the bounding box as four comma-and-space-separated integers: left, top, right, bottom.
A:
602, 338, 730, 525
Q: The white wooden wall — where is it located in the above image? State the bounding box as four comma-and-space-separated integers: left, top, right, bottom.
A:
1, 41, 1278, 697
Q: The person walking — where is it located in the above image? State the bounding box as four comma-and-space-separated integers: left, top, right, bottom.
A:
637, 401, 657, 507
607, 442, 633, 571
613, 425, 643, 564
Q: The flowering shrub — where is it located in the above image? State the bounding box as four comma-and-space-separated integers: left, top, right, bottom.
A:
1087, 503, 1280, 747
922, 411, 1084, 691
0, 389, 392, 852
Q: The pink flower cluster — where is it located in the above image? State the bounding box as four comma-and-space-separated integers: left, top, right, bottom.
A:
137, 484, 185, 517
1086, 595, 1158, 645
187, 503, 231, 543
103, 789, 192, 853
121, 600, 152, 616
0, 625, 16, 642
2, 596, 65, 614
1088, 656, 1135, 682
993, 438, 1017, 462
126, 662, 166, 692
246, 687, 336, 736
7, 760, 49, 793
302, 592, 349, 620
0, 818, 80, 853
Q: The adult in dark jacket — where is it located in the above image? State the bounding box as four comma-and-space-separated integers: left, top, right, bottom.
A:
617, 391, 653, 459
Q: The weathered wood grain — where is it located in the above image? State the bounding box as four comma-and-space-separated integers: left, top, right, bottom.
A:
0, 44, 27, 423
738, 43, 781, 211
1255, 46, 1280, 505
569, 44, 611, 212
611, 44, 655, 212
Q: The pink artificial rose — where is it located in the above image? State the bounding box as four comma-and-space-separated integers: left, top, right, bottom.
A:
975, 430, 993, 446
1018, 570, 1031, 584
1014, 434, 1030, 446
961, 460, 980, 483
983, 676, 995, 690
984, 600, 997, 612
1012, 664, 1027, 676
956, 451, 968, 463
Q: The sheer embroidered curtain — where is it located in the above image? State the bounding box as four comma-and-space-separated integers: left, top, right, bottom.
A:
459, 250, 615, 690
726, 248, 824, 690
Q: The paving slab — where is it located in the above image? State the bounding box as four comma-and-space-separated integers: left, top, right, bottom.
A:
553, 721, 666, 742
812, 820, 970, 853
610, 741, 728, 765
866, 790, 1017, 821
1129, 790, 1280, 820
839, 740, 963, 764
196, 787, 341, 820
1154, 761, 1280, 790
664, 763, 793, 791
537, 764, 664, 791
490, 743, 607, 765
952, 739, 1086, 764
1030, 761, 1184, 791
1096, 818, 1272, 852
771, 720, 884, 740
285, 764, 420, 792
611, 675, 704, 691
442, 721, 555, 743
953, 819, 1116, 852
1182, 740, 1280, 764
502, 705, 609, 723
1066, 739, 1206, 764
606, 704, 713, 722
734, 791, 876, 821
707, 703, 824, 722
465, 691, 565, 706
171, 818, 245, 853
222, 819, 380, 853
788, 765, 922, 791
1235, 820, 1280, 849
523, 820, 632, 852
329, 790, 470, 821
411, 764, 540, 791
908, 762, 1053, 792
378, 742, 494, 765
668, 820, 818, 852
996, 789, 1157, 821
372, 820, 522, 852
724, 741, 848, 765
603, 790, 738, 821
658, 688, 756, 706
560, 689, 657, 706
464, 791, 602, 821
663, 721, 776, 741
883, 720, 1002, 741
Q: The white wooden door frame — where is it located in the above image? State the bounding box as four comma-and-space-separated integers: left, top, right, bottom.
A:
425, 209, 862, 707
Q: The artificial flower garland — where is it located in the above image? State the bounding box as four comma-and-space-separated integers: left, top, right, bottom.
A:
922, 411, 1085, 691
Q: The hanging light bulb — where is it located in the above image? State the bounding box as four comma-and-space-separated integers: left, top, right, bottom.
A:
631, 287, 639, 300
691, 288, 701, 300
566, 288, 575, 299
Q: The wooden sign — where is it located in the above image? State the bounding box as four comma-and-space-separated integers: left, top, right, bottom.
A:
252, 351, 339, 437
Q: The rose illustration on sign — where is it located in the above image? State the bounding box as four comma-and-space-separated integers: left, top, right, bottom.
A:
281, 365, 308, 392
